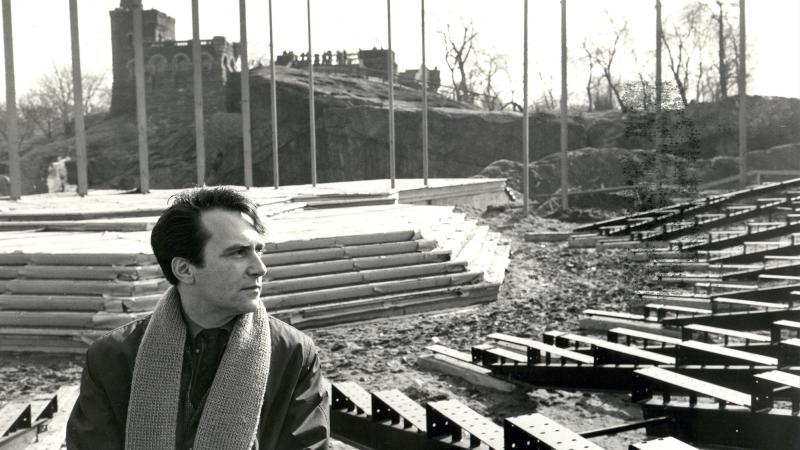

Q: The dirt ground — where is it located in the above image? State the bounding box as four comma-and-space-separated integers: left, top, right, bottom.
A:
0, 205, 656, 450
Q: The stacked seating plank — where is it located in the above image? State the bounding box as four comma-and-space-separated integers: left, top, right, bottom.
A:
0, 201, 510, 352
681, 323, 770, 346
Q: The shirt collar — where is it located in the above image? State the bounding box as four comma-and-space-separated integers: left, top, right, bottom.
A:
179, 304, 235, 338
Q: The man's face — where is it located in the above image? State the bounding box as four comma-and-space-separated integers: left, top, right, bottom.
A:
189, 208, 267, 322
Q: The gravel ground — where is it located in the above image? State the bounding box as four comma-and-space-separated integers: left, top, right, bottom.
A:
0, 205, 657, 450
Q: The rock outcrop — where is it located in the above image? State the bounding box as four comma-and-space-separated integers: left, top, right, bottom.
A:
7, 66, 800, 194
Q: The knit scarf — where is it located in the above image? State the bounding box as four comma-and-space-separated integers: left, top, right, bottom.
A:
125, 286, 272, 450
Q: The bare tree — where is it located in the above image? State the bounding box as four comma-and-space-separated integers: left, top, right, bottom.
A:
714, 0, 729, 98
475, 49, 507, 111
442, 22, 478, 103
662, 2, 711, 106
25, 65, 109, 136
536, 72, 556, 110
19, 94, 59, 139
630, 46, 655, 111
0, 103, 35, 147
581, 40, 596, 112
660, 1, 747, 104
584, 14, 629, 111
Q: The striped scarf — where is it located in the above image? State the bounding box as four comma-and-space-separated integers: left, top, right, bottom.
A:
125, 286, 271, 450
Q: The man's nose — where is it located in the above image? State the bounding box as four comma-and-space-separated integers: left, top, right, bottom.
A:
248, 250, 267, 277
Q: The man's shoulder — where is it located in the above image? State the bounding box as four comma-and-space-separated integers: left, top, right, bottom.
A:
268, 316, 315, 350
86, 316, 151, 362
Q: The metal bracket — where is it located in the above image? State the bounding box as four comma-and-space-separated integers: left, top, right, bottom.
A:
0, 403, 31, 438
504, 413, 604, 450
332, 381, 372, 417
372, 389, 426, 432
426, 400, 503, 450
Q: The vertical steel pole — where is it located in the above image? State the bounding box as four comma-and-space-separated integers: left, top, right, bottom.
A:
738, 0, 748, 187
655, 0, 663, 182
522, 0, 530, 214
69, 0, 88, 196
387, 0, 396, 189
269, 0, 279, 189
191, 0, 205, 186
132, 2, 149, 194
239, 0, 253, 188
559, 0, 568, 209
421, 0, 429, 186
1, 0, 20, 199
307, 0, 317, 186
655, 0, 662, 115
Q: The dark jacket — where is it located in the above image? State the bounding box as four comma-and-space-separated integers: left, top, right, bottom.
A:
66, 315, 329, 450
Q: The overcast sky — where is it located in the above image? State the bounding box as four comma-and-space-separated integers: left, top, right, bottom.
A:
1, 0, 798, 103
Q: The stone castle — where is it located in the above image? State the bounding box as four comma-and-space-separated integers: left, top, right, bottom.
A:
109, 1, 439, 118
109, 0, 237, 116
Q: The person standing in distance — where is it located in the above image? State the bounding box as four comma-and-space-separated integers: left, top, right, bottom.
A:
67, 186, 329, 449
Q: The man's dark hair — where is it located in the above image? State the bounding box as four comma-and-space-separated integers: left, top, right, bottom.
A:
150, 186, 265, 285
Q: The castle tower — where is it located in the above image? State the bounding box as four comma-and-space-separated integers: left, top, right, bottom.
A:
109, 0, 175, 115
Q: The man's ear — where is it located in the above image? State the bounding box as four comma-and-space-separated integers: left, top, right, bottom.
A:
171, 257, 196, 285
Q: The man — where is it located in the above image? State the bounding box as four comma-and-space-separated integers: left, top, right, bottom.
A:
67, 187, 329, 449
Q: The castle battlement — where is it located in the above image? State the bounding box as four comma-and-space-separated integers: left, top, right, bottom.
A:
109, 1, 237, 117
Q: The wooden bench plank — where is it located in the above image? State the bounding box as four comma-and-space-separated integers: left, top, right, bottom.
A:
556, 333, 676, 365
472, 345, 527, 365
677, 340, 778, 366
712, 297, 790, 312
634, 367, 751, 407
607, 327, 682, 346
264, 250, 451, 280
425, 344, 472, 363
644, 303, 712, 321
631, 436, 699, 450
755, 370, 800, 389
583, 309, 655, 322
332, 382, 372, 416
772, 319, 800, 343
505, 413, 604, 450
426, 399, 503, 450
682, 324, 770, 344
371, 389, 427, 432
487, 332, 594, 365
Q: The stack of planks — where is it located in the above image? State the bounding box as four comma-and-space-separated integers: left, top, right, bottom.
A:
0, 203, 510, 352
262, 204, 509, 328
0, 250, 165, 353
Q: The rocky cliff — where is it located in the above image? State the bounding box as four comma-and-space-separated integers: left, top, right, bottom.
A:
9, 66, 800, 194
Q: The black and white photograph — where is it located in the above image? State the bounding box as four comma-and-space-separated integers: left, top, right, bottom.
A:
0, 1, 799, 449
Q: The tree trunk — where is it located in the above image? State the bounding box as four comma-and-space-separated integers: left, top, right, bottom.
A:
718, 2, 727, 98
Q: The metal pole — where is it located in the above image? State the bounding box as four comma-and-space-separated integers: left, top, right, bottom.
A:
738, 0, 748, 187
239, 0, 253, 188
655, 0, 662, 136
522, 0, 530, 214
191, 0, 205, 187
69, 0, 88, 196
559, 0, 568, 210
132, 2, 149, 194
1, 0, 20, 199
655, 0, 663, 182
421, 0, 429, 186
269, 0, 279, 189
307, 0, 317, 186
387, 0, 396, 189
